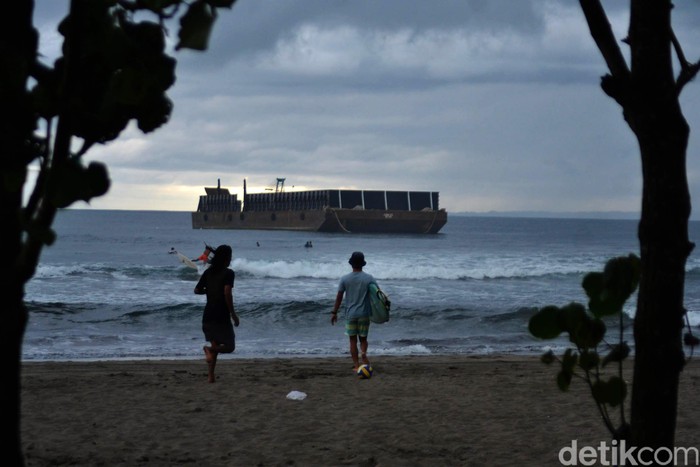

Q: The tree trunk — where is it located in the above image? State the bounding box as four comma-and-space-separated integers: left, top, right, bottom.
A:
1, 1, 35, 465
630, 110, 690, 451
627, 0, 690, 453
580, 0, 692, 454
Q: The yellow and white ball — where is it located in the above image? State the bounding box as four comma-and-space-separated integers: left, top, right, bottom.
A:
357, 364, 373, 379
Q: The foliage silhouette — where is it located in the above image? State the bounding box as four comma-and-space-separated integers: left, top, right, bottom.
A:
530, 251, 700, 443
570, 0, 700, 452
529, 254, 640, 438
2, 1, 235, 464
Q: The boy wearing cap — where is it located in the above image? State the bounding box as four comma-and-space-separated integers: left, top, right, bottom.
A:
331, 251, 378, 371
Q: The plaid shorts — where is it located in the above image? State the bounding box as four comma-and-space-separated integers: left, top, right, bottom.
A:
345, 317, 370, 337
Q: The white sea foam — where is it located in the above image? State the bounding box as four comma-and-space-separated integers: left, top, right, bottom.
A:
21, 211, 700, 361
232, 256, 592, 281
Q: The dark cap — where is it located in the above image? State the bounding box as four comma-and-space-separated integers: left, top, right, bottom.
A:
349, 251, 366, 267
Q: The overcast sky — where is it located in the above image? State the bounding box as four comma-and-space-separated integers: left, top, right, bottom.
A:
31, 1, 700, 217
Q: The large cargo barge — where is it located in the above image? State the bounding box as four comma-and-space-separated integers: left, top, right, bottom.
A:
191, 178, 447, 234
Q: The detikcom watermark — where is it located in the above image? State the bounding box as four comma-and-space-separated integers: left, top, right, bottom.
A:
559, 440, 700, 466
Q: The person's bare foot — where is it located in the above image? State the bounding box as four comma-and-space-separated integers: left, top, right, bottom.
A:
361, 353, 370, 366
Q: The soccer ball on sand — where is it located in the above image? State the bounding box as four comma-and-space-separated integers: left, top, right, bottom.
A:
357, 364, 373, 379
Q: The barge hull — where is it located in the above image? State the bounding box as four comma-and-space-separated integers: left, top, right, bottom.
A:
192, 208, 447, 234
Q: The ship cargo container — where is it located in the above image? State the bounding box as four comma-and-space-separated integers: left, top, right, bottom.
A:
192, 179, 447, 234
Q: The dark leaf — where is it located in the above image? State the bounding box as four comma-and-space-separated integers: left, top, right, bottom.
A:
579, 350, 599, 371
176, 1, 215, 51
48, 160, 85, 208
148, 55, 177, 91
575, 318, 606, 349
109, 67, 150, 107
582, 272, 604, 303
540, 350, 555, 365
583, 255, 640, 318
529, 306, 562, 339
31, 78, 60, 119
48, 160, 110, 208
136, 94, 173, 133
561, 348, 578, 374
85, 162, 111, 199
557, 302, 587, 335
557, 369, 572, 391
25, 224, 57, 246
602, 342, 630, 367
592, 376, 627, 407
123, 21, 166, 55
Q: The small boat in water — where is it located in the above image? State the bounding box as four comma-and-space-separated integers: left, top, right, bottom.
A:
191, 178, 447, 234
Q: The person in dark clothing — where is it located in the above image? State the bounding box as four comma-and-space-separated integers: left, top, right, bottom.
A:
194, 245, 239, 383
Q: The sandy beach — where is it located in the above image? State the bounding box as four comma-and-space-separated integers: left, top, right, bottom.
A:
20, 356, 700, 466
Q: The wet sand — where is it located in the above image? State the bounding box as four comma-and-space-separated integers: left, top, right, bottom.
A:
20, 355, 700, 466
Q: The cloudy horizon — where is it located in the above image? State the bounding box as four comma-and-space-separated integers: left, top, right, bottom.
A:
31, 1, 700, 219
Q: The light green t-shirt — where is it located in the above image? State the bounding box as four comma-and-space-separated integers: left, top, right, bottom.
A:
338, 271, 376, 319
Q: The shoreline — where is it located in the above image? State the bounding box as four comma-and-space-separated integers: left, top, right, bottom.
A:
21, 355, 700, 466
21, 354, 536, 365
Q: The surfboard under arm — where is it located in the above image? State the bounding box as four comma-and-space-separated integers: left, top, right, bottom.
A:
368, 283, 390, 323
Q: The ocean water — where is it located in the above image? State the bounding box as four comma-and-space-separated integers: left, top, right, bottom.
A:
22, 210, 700, 361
